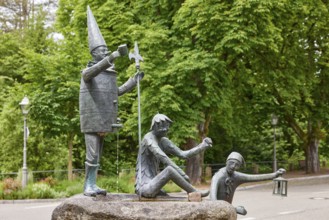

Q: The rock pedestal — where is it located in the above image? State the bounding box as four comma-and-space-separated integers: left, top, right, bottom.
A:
52, 193, 236, 220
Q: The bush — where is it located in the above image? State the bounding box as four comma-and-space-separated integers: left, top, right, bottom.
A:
0, 178, 79, 200
2, 178, 21, 195
39, 176, 57, 187
30, 183, 58, 199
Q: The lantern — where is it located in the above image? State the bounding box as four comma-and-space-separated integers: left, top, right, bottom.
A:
19, 96, 30, 115
273, 175, 288, 196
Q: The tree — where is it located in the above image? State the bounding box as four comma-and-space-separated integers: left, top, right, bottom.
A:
23, 31, 86, 180
0, 2, 78, 177
1, 0, 328, 181
165, 0, 329, 174
240, 0, 329, 173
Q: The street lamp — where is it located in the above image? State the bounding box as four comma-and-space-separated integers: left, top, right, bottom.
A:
19, 96, 30, 188
271, 114, 278, 172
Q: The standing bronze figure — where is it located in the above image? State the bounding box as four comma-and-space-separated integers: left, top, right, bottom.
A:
80, 6, 143, 197
135, 113, 212, 198
210, 152, 285, 215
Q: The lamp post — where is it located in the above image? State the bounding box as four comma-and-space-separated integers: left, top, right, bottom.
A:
19, 96, 30, 188
271, 114, 278, 172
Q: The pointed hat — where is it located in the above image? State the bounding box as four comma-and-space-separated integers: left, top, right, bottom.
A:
87, 5, 107, 52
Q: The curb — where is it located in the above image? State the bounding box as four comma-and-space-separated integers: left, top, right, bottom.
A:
0, 198, 65, 204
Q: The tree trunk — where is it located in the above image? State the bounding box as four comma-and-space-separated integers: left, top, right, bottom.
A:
185, 138, 202, 185
305, 135, 320, 174
21, 0, 29, 29
185, 114, 211, 185
283, 112, 322, 174
67, 133, 73, 180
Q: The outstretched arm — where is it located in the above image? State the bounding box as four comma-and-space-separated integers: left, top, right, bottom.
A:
160, 137, 212, 159
236, 168, 286, 184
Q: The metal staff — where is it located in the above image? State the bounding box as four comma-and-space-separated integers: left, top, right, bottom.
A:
129, 41, 144, 199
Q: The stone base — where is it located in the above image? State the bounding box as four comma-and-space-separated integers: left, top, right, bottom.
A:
52, 193, 236, 220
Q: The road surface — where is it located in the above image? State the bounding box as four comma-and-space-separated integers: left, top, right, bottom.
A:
0, 201, 61, 220
235, 183, 329, 220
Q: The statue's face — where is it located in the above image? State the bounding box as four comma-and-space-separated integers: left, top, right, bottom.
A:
92, 46, 109, 62
226, 159, 241, 175
152, 120, 170, 138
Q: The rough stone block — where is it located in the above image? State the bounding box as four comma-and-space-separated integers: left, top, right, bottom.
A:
52, 194, 237, 220
188, 192, 202, 202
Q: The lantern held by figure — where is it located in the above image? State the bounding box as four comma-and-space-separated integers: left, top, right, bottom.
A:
273, 175, 288, 196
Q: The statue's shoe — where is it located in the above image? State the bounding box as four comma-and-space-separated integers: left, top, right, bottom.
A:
93, 185, 107, 195
200, 190, 210, 197
236, 206, 247, 215
84, 187, 97, 197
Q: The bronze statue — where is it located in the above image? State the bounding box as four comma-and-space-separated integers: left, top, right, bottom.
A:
135, 113, 212, 198
80, 6, 143, 197
210, 152, 286, 215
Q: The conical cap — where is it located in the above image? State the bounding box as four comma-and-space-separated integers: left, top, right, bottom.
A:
87, 5, 106, 52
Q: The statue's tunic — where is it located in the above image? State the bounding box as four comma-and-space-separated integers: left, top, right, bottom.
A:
80, 69, 118, 133
210, 168, 277, 203
210, 168, 235, 203
135, 132, 160, 195
80, 58, 137, 133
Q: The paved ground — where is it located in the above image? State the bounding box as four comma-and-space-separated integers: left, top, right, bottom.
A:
0, 201, 61, 220
235, 181, 329, 220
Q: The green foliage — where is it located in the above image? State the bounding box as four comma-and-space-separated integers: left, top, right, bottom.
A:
288, 149, 305, 166
98, 173, 135, 194
0, 175, 82, 199
0, 89, 69, 173
0, 6, 77, 174
0, 32, 23, 82
1, 0, 329, 178
163, 181, 183, 193
30, 183, 59, 198
52, 178, 84, 196
0, 182, 66, 200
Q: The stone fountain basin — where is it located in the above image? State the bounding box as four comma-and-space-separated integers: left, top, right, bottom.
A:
52, 193, 237, 220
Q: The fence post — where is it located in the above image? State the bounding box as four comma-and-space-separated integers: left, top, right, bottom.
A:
252, 163, 259, 174
204, 166, 212, 180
